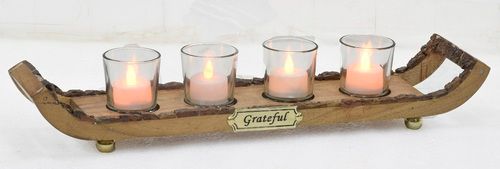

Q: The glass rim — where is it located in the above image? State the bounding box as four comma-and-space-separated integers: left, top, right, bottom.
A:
262, 36, 318, 53
103, 45, 161, 63
339, 34, 395, 50
181, 43, 239, 58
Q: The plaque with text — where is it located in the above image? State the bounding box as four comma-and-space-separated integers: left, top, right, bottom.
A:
227, 106, 303, 132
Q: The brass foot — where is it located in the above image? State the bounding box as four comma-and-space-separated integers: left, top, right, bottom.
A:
405, 117, 422, 130
96, 140, 115, 153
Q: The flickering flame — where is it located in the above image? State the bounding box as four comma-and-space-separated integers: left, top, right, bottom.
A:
203, 59, 214, 79
126, 64, 138, 86
358, 41, 374, 72
202, 50, 217, 79
284, 53, 295, 75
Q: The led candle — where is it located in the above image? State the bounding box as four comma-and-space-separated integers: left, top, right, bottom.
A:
181, 43, 237, 106
344, 42, 384, 95
103, 45, 160, 112
189, 59, 229, 105
268, 53, 309, 98
112, 64, 153, 110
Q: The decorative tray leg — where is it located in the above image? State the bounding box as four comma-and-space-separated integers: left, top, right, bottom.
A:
405, 117, 422, 130
96, 140, 115, 153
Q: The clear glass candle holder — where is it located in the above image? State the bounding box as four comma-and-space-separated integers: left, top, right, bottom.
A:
103, 44, 161, 112
262, 36, 318, 102
181, 43, 238, 106
339, 34, 395, 97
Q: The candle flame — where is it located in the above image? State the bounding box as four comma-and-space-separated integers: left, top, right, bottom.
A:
358, 41, 374, 72
284, 53, 294, 75
203, 59, 214, 79
126, 64, 138, 86
203, 50, 216, 79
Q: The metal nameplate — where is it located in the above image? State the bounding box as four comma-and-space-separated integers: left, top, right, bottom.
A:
227, 106, 303, 132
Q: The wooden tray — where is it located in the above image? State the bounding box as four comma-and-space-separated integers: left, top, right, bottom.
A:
8, 34, 490, 153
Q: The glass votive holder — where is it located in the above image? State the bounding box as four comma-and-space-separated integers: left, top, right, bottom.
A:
262, 36, 318, 102
339, 34, 395, 97
103, 44, 161, 112
181, 43, 238, 106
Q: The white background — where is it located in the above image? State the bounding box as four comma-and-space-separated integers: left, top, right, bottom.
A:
1, 0, 499, 168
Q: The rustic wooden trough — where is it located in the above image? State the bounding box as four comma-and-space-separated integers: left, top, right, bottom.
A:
8, 34, 490, 153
